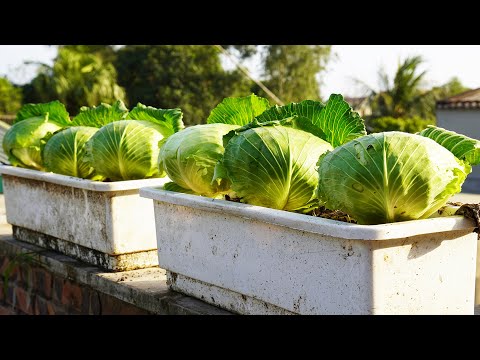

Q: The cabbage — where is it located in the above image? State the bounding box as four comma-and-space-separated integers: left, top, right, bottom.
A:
159, 94, 270, 197
317, 132, 471, 225
15, 100, 71, 126
418, 125, 480, 165
255, 94, 366, 147
2, 100, 71, 170
71, 100, 128, 127
84, 120, 167, 181
71, 101, 184, 181
158, 124, 239, 197
128, 103, 185, 135
207, 94, 271, 126
216, 119, 333, 212
43, 126, 100, 179
2, 116, 64, 170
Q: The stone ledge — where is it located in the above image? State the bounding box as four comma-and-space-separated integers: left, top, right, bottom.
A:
0, 225, 231, 315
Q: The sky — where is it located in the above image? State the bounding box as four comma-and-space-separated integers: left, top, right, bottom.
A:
0, 45, 479, 97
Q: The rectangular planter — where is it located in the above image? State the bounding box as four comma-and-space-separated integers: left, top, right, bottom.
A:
140, 187, 478, 315
0, 165, 169, 271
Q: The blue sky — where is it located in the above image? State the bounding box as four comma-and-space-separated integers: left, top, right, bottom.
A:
0, 45, 479, 97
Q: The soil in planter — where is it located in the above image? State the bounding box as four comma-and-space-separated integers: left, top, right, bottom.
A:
224, 195, 480, 227
224, 194, 358, 223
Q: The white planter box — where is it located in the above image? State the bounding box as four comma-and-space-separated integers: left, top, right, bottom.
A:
140, 187, 478, 315
0, 165, 169, 271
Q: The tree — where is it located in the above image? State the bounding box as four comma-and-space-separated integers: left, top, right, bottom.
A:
362, 56, 430, 119
222, 45, 258, 59
59, 45, 117, 63
257, 45, 332, 104
115, 45, 252, 125
0, 77, 22, 114
368, 116, 434, 134
23, 47, 125, 115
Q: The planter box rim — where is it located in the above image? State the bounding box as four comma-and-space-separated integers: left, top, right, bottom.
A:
0, 165, 169, 192
140, 187, 476, 241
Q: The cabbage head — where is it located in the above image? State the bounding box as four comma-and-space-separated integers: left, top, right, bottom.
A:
2, 100, 71, 170
317, 132, 471, 225
216, 119, 333, 212
84, 120, 166, 181
43, 126, 101, 179
159, 124, 239, 197
2, 116, 64, 170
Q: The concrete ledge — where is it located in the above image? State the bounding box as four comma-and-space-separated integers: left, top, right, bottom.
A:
0, 225, 231, 315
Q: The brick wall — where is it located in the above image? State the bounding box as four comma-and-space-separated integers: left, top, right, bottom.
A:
0, 255, 152, 315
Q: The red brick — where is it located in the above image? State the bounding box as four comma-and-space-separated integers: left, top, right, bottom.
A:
4, 284, 15, 306
52, 277, 64, 302
34, 295, 48, 315
99, 293, 150, 315
14, 287, 33, 314
19, 266, 33, 289
46, 302, 56, 315
33, 268, 53, 299
0, 305, 16, 315
0, 261, 20, 283
89, 291, 101, 315
0, 257, 10, 273
61, 280, 83, 311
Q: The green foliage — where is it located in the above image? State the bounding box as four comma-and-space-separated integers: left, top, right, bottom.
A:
361, 57, 470, 122
2, 251, 38, 297
115, 45, 253, 125
207, 94, 271, 126
59, 45, 117, 63
23, 48, 125, 115
368, 116, 435, 134
15, 100, 70, 125
0, 77, 22, 114
71, 100, 128, 127
256, 45, 332, 103
256, 95, 366, 147
365, 56, 428, 119
127, 103, 185, 136
222, 45, 258, 59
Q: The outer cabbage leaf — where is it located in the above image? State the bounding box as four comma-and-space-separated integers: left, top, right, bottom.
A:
71, 100, 128, 127
127, 103, 184, 137
2, 116, 64, 170
218, 120, 333, 212
255, 94, 366, 147
206, 94, 270, 126
15, 100, 71, 126
418, 125, 480, 165
84, 120, 166, 181
43, 126, 100, 179
158, 124, 238, 197
163, 181, 198, 195
317, 132, 471, 225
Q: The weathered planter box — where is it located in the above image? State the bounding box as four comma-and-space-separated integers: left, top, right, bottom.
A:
0, 165, 169, 271
140, 187, 478, 315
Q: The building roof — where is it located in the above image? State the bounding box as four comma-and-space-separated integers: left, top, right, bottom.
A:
436, 88, 480, 109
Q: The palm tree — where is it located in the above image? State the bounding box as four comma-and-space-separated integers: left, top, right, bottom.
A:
356, 56, 430, 119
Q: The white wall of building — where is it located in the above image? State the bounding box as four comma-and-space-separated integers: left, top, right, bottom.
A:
437, 109, 480, 193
